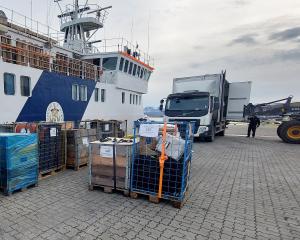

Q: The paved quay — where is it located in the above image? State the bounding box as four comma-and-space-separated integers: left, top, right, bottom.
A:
0, 124, 300, 240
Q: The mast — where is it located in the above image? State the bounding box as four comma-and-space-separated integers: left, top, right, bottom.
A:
55, 0, 111, 53
74, 0, 79, 19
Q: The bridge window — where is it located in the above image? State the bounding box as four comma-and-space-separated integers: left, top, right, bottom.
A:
140, 68, 144, 79
95, 88, 99, 102
139, 96, 142, 105
128, 62, 133, 75
133, 64, 137, 76
122, 92, 125, 104
20, 76, 31, 97
130, 94, 132, 104
119, 57, 124, 71
72, 84, 79, 101
4, 73, 15, 95
135, 95, 138, 105
137, 66, 141, 77
145, 70, 152, 81
124, 60, 129, 73
101, 89, 106, 102
80, 85, 87, 101
103, 57, 118, 70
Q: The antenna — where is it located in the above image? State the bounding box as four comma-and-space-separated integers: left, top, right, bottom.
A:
87, 6, 112, 15
54, 0, 63, 15
130, 17, 134, 44
147, 11, 151, 56
30, 0, 33, 30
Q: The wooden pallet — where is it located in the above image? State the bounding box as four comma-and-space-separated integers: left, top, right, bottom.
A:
39, 165, 66, 179
1, 182, 38, 196
88, 184, 129, 196
66, 162, 88, 171
129, 191, 188, 209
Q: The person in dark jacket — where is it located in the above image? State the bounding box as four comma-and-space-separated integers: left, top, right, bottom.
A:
247, 115, 260, 138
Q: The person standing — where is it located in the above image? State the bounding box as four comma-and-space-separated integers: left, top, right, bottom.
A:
247, 115, 260, 138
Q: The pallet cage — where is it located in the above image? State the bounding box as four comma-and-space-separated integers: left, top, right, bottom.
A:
38, 123, 66, 174
0, 133, 38, 195
65, 128, 97, 170
130, 121, 194, 202
0, 124, 16, 133
80, 120, 126, 141
89, 139, 135, 192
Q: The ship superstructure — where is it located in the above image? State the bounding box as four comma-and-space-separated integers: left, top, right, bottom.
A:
0, 0, 154, 129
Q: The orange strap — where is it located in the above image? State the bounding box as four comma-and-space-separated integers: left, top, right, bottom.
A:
158, 121, 168, 198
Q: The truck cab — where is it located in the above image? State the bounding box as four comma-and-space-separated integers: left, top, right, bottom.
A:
164, 91, 224, 141
160, 72, 251, 142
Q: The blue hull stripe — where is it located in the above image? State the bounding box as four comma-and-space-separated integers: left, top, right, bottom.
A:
17, 71, 96, 122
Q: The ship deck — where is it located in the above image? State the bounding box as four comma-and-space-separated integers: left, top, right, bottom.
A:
0, 124, 299, 240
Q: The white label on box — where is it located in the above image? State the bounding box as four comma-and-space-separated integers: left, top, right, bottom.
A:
139, 124, 159, 138
50, 128, 57, 137
100, 145, 114, 158
104, 124, 110, 131
82, 137, 89, 146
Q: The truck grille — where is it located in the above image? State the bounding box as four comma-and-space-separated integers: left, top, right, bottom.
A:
168, 119, 200, 134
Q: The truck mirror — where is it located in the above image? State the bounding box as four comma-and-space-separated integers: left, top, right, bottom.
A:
159, 99, 164, 111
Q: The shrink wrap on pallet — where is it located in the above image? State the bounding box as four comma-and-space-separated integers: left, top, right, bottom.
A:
156, 134, 186, 161
0, 133, 38, 195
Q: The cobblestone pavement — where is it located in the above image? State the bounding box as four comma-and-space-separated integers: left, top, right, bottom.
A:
0, 125, 300, 240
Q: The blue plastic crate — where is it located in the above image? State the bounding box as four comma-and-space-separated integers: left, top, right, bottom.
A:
0, 133, 38, 195
130, 121, 194, 202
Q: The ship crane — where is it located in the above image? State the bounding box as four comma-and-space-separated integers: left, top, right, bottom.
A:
54, 0, 111, 54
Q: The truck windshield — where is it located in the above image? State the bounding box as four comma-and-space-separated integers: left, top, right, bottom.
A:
166, 96, 209, 111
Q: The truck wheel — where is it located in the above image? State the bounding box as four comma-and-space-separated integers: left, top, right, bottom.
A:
217, 129, 225, 136
277, 124, 284, 140
279, 121, 300, 144
206, 126, 215, 142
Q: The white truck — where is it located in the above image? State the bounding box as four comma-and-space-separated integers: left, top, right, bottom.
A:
160, 71, 251, 141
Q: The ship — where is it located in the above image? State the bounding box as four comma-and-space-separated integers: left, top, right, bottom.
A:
0, 0, 154, 130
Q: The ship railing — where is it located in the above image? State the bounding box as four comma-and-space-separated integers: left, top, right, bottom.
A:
91, 38, 154, 67
0, 35, 103, 81
0, 5, 63, 46
59, 3, 110, 26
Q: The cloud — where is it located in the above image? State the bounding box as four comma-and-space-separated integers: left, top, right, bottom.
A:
273, 49, 300, 61
231, 0, 249, 6
229, 34, 258, 46
193, 45, 203, 50
269, 27, 300, 42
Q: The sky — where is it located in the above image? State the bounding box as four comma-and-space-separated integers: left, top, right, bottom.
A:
1, 0, 300, 106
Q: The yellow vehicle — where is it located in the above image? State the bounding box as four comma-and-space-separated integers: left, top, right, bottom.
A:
244, 96, 300, 144
277, 114, 300, 144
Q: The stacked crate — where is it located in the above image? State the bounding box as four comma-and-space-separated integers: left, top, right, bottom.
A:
0, 133, 38, 195
38, 123, 66, 176
66, 129, 97, 170
89, 139, 135, 194
0, 124, 15, 133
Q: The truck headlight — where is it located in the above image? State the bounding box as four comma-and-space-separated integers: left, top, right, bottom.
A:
198, 126, 209, 134
282, 116, 291, 122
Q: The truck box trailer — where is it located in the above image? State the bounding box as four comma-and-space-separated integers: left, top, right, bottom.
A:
160, 71, 251, 141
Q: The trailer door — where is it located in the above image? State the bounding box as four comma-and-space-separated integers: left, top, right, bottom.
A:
227, 82, 252, 121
